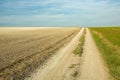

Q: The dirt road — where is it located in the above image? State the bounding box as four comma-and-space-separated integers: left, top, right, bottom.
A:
77, 28, 110, 80
26, 28, 110, 80
26, 28, 84, 80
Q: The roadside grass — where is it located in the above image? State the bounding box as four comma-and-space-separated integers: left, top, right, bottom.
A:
90, 28, 120, 80
71, 70, 78, 78
69, 64, 77, 68
73, 30, 85, 56
70, 29, 85, 79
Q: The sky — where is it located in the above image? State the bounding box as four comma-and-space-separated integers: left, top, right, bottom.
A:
0, 0, 120, 27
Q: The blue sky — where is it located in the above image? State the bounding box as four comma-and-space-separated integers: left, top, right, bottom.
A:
0, 0, 120, 27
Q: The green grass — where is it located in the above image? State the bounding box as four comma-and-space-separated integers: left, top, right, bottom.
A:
71, 70, 78, 78
73, 32, 85, 56
90, 27, 120, 80
69, 64, 77, 68
91, 27, 120, 46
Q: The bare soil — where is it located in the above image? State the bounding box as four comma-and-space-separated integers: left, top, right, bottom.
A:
0, 28, 80, 80
26, 28, 84, 80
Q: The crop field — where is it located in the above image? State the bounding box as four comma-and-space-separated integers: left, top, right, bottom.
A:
0, 27, 80, 80
90, 27, 120, 80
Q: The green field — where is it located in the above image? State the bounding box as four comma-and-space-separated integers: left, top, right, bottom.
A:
90, 27, 120, 80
